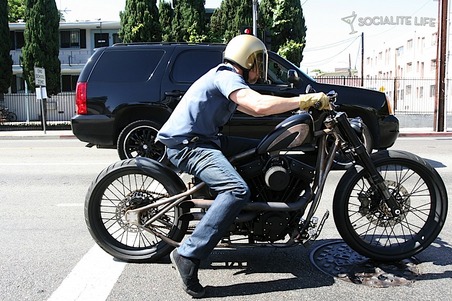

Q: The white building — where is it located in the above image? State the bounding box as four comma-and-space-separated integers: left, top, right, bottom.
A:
8, 20, 121, 93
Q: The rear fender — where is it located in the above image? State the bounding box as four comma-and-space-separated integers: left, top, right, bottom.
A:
135, 157, 186, 192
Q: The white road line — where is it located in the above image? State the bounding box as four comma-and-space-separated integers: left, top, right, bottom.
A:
48, 245, 126, 301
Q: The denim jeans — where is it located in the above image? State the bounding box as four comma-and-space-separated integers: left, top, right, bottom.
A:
166, 136, 259, 260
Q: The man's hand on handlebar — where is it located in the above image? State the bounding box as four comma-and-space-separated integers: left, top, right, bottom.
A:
298, 92, 330, 110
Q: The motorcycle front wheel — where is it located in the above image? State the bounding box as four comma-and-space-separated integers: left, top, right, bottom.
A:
333, 150, 448, 262
85, 159, 189, 262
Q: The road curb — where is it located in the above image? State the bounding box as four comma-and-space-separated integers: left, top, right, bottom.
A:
1, 131, 452, 140
399, 132, 452, 137
0, 132, 76, 140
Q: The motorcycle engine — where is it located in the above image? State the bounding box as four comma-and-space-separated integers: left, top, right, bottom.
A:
252, 212, 291, 242
264, 157, 290, 191
238, 155, 314, 203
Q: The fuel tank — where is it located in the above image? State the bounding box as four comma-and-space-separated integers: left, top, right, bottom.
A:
256, 112, 314, 154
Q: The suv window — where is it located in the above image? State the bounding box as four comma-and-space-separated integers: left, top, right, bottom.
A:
171, 49, 223, 83
268, 58, 290, 85
89, 49, 164, 83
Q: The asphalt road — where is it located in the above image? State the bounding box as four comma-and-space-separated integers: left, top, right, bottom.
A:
0, 137, 451, 301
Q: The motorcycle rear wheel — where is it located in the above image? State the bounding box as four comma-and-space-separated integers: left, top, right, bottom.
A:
333, 150, 448, 262
85, 159, 188, 262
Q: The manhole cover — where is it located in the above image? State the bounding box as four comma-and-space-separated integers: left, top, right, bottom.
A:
310, 241, 420, 287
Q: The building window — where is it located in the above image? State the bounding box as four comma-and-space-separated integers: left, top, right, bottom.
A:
61, 75, 79, 92
407, 39, 413, 49
10, 31, 25, 50
417, 86, 424, 98
429, 85, 436, 98
406, 85, 412, 95
406, 62, 412, 73
431, 33, 438, 46
94, 33, 109, 48
10, 75, 26, 93
431, 59, 437, 71
60, 30, 81, 48
112, 33, 122, 44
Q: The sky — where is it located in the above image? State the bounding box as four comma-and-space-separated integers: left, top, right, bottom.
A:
55, 0, 440, 72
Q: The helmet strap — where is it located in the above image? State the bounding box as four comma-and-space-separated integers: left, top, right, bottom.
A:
242, 68, 250, 82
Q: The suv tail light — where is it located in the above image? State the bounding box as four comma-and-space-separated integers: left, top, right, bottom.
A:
75, 82, 87, 114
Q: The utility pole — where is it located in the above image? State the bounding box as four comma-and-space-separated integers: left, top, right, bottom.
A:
252, 0, 258, 36
361, 32, 364, 87
435, 0, 448, 132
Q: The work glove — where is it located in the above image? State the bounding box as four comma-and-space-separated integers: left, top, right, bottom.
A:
299, 92, 330, 110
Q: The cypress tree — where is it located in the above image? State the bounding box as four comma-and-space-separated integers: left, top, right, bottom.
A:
22, 0, 61, 95
0, 0, 13, 96
208, 0, 252, 43
119, 0, 162, 43
159, 0, 173, 42
259, 0, 307, 63
171, 0, 206, 42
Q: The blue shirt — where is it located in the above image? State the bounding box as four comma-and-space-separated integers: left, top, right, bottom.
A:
157, 64, 249, 147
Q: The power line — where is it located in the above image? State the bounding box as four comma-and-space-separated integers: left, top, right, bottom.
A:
304, 35, 359, 52
302, 35, 360, 66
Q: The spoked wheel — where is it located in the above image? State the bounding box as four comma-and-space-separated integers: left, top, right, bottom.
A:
85, 159, 188, 262
117, 120, 166, 161
333, 150, 448, 262
7, 112, 17, 122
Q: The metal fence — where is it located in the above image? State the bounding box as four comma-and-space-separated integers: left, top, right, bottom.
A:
1, 77, 450, 123
1, 92, 76, 123
315, 77, 452, 115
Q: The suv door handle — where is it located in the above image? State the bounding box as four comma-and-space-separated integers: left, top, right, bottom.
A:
165, 90, 184, 97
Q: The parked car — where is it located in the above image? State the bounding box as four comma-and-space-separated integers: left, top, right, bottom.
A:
71, 42, 399, 160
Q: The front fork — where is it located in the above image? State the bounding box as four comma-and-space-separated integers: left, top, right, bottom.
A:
335, 112, 401, 216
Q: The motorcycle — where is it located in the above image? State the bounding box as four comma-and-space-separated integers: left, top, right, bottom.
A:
0, 105, 17, 123
84, 92, 448, 263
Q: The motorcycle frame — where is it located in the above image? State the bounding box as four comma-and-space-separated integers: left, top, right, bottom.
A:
124, 110, 392, 247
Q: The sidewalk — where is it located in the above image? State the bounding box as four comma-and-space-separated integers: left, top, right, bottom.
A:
399, 127, 452, 137
1, 128, 452, 140
0, 129, 75, 140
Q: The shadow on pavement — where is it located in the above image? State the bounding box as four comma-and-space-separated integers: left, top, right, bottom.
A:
192, 236, 452, 298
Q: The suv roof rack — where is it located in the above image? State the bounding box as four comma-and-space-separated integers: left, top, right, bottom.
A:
112, 41, 226, 47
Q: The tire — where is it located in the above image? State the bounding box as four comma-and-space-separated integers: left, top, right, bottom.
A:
333, 150, 448, 262
7, 112, 17, 122
84, 159, 189, 262
117, 120, 166, 161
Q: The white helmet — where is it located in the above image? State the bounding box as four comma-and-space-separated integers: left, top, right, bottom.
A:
224, 34, 268, 83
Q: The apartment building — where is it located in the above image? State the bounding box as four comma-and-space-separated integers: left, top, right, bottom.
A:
363, 29, 441, 113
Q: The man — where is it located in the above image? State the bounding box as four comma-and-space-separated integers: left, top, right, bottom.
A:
156, 34, 329, 298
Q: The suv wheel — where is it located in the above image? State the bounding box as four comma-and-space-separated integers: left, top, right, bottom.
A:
117, 120, 166, 161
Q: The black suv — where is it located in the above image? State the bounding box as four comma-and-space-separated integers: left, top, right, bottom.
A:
71, 42, 399, 160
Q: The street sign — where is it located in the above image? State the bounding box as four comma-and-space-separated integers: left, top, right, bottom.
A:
34, 67, 46, 86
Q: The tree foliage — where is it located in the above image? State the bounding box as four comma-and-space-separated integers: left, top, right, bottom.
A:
7, 0, 25, 22
1, 0, 13, 94
259, 0, 307, 63
159, 0, 173, 42
119, 0, 162, 43
209, 0, 252, 43
172, 0, 207, 42
21, 0, 61, 95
